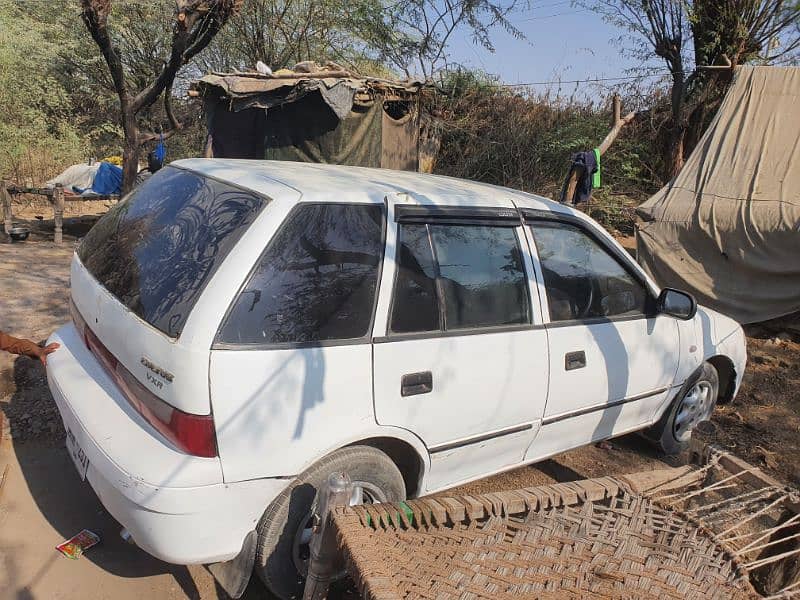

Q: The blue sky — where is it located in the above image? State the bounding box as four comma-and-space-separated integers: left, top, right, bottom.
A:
445, 7, 652, 88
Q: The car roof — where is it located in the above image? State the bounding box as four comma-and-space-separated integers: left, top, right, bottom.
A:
174, 159, 573, 215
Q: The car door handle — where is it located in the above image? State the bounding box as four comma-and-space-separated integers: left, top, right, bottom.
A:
401, 371, 433, 396
565, 351, 586, 371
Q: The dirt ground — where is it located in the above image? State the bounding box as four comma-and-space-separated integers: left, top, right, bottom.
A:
0, 209, 798, 599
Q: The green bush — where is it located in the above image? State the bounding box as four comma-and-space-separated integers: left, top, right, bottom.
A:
431, 70, 665, 204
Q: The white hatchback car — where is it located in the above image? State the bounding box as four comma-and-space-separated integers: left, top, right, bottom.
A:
47, 160, 746, 598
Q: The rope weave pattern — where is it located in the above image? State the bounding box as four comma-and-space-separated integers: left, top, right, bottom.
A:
332, 477, 757, 599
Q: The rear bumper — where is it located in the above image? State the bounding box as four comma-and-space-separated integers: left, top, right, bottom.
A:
46, 323, 289, 564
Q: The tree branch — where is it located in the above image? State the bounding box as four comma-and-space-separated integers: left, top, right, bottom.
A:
79, 0, 129, 109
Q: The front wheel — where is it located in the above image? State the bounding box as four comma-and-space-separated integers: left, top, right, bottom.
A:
646, 362, 719, 455
254, 446, 406, 600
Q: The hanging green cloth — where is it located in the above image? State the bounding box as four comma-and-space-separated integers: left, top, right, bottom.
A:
592, 148, 601, 188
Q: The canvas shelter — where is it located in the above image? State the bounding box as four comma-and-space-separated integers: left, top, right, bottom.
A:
636, 66, 800, 324
193, 64, 426, 171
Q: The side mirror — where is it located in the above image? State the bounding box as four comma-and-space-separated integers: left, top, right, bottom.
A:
657, 288, 697, 320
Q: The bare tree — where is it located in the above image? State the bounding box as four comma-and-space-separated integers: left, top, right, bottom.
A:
198, 0, 525, 81
373, 0, 527, 79
80, 0, 241, 193
589, 0, 800, 178
197, 0, 383, 72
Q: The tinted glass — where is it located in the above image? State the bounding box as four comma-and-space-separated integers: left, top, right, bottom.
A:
531, 221, 648, 321
78, 167, 265, 337
390, 225, 440, 333
218, 204, 384, 344
430, 225, 529, 329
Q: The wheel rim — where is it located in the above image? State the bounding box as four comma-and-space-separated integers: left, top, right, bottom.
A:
292, 481, 387, 576
673, 381, 714, 442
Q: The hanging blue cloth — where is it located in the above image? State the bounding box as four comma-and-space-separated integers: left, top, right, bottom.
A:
153, 133, 166, 164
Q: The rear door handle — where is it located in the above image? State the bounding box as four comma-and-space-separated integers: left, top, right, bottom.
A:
401, 371, 433, 396
565, 351, 586, 371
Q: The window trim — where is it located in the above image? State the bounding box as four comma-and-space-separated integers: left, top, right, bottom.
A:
385, 219, 533, 338
395, 204, 521, 226
522, 209, 657, 325
212, 201, 387, 351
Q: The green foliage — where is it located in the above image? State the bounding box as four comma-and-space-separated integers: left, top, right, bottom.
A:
431, 73, 663, 202
0, 1, 86, 180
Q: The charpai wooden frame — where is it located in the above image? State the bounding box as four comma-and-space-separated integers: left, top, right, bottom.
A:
1, 181, 119, 244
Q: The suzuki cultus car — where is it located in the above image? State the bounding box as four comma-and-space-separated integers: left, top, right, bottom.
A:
47, 160, 746, 598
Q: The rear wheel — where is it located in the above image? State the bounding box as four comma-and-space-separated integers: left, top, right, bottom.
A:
647, 362, 719, 455
255, 446, 405, 600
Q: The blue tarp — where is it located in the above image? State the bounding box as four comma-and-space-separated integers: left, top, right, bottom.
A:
90, 161, 123, 195
73, 161, 123, 195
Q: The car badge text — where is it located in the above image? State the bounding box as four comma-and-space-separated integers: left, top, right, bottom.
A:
141, 357, 174, 384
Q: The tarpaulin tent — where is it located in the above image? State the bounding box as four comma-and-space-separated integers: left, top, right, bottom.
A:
636, 66, 800, 324
193, 65, 427, 171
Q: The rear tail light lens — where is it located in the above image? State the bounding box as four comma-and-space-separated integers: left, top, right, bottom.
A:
70, 299, 217, 458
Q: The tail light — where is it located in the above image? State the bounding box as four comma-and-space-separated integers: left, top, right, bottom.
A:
70, 299, 217, 458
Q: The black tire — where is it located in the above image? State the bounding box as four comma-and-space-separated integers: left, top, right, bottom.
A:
646, 362, 719, 455
254, 446, 405, 600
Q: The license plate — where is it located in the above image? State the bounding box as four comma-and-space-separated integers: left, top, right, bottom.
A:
66, 427, 90, 481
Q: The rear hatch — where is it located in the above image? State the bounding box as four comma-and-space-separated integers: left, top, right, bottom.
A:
70, 165, 267, 457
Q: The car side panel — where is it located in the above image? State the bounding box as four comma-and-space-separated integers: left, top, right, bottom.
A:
540, 317, 680, 420
211, 345, 370, 482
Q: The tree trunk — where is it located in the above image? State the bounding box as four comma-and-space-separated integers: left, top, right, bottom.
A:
664, 74, 687, 180
121, 109, 140, 195
665, 125, 685, 179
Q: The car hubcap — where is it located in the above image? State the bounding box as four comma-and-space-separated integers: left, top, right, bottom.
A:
292, 481, 386, 576
673, 381, 714, 442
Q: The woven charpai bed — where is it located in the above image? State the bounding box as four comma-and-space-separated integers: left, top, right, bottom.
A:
323, 447, 800, 599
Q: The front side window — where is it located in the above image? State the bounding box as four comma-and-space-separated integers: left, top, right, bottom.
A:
390, 222, 530, 333
78, 167, 266, 338
531, 221, 649, 322
218, 203, 384, 345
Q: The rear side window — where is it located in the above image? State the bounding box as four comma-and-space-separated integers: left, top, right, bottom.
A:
390, 223, 530, 333
390, 225, 440, 333
78, 167, 266, 338
218, 204, 384, 345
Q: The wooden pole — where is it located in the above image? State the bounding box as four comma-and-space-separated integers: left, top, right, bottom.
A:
53, 184, 65, 244
303, 472, 353, 600
598, 95, 636, 156
1, 181, 12, 235
561, 94, 634, 205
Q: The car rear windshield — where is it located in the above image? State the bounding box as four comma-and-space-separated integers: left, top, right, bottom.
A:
78, 167, 266, 338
